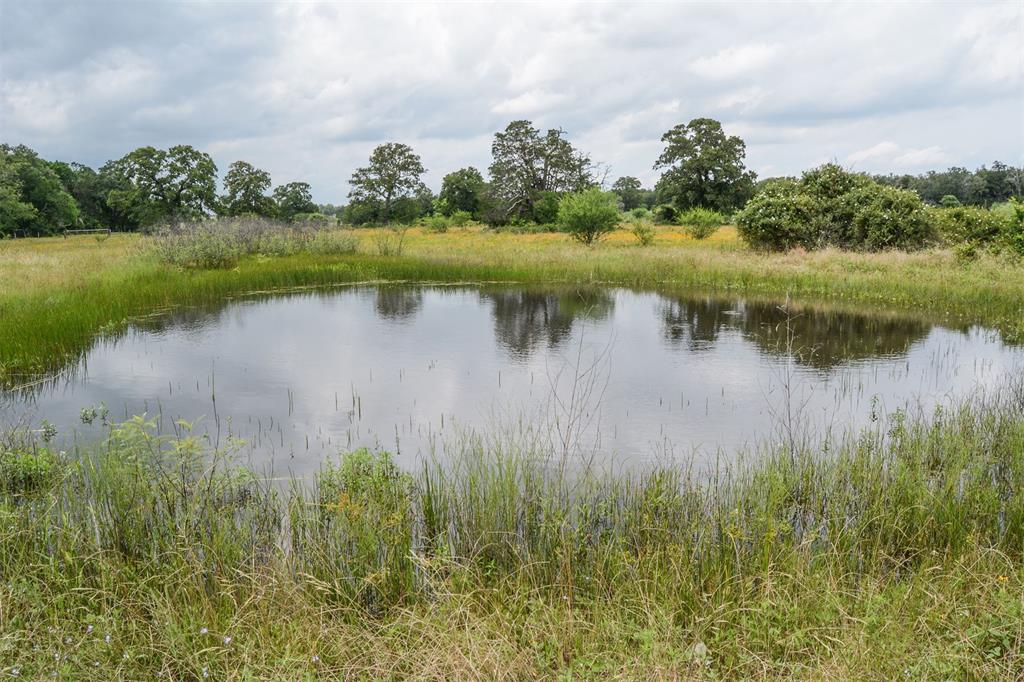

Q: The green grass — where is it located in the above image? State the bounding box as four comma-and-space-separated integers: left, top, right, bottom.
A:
2, 226, 1023, 386
1, 388, 1022, 679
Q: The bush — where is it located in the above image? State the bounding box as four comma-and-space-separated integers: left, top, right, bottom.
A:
291, 212, 335, 227
629, 206, 650, 220
558, 189, 620, 245
931, 206, 1008, 246
737, 165, 934, 252
652, 204, 677, 225
678, 207, 725, 240
631, 223, 655, 246
848, 185, 935, 250
940, 195, 962, 208
736, 180, 816, 251
0, 447, 59, 494
532, 191, 561, 224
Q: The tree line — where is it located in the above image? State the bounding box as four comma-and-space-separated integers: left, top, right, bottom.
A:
1, 117, 1021, 238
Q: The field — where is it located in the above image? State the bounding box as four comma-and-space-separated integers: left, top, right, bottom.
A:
2, 225, 1024, 679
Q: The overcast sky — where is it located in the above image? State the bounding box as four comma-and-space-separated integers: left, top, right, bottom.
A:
1, 1, 1021, 203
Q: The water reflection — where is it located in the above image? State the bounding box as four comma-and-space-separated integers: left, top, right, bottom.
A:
659, 296, 933, 370
483, 289, 615, 358
3, 285, 1019, 473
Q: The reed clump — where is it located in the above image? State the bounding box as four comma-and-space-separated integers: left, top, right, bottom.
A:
2, 386, 1022, 678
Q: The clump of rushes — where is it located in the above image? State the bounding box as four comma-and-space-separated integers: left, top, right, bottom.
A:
2, 383, 1022, 677
151, 217, 358, 268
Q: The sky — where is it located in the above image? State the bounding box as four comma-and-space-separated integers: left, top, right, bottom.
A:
1, 1, 1022, 203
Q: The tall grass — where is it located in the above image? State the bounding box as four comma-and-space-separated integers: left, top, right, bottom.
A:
2, 386, 1022, 678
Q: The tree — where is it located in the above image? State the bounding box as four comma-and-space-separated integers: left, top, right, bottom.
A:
438, 167, 485, 216
654, 118, 756, 213
558, 188, 620, 244
222, 161, 274, 217
488, 120, 593, 222
611, 176, 645, 211
347, 143, 426, 224
0, 144, 79, 236
273, 182, 317, 221
104, 145, 218, 226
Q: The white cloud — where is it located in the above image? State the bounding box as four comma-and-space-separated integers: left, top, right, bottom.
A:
0, 1, 1020, 201
689, 43, 780, 80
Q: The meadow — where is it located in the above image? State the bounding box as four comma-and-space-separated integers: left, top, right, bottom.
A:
2, 224, 1024, 679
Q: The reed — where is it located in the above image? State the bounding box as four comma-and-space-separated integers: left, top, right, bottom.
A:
2, 386, 1021, 678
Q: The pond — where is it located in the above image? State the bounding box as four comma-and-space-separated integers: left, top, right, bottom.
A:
4, 285, 1021, 475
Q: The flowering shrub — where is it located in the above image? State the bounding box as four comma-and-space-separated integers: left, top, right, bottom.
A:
737, 165, 934, 251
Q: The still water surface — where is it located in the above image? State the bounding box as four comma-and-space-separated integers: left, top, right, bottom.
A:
5, 285, 1021, 475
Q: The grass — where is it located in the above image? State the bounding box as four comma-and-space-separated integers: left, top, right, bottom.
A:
1, 386, 1022, 679
2, 224, 1023, 386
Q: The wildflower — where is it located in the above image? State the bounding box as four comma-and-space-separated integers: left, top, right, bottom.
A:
223, 636, 232, 645
11, 668, 19, 677
104, 634, 111, 644
199, 627, 208, 635
86, 625, 93, 635
202, 666, 209, 678
998, 575, 1009, 583
312, 655, 320, 663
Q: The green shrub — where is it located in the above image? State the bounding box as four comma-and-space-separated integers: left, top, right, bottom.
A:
629, 206, 650, 220
291, 212, 335, 227
848, 185, 935, 250
419, 214, 450, 233
0, 447, 59, 494
678, 207, 725, 240
532, 191, 562, 224
652, 204, 677, 225
737, 165, 933, 251
736, 180, 816, 251
940, 195, 962, 208
631, 223, 655, 246
931, 206, 1008, 246
558, 188, 620, 245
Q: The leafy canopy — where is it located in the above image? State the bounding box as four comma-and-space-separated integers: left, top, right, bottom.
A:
654, 118, 756, 213
347, 143, 426, 224
103, 145, 218, 226
489, 120, 593, 223
221, 161, 274, 217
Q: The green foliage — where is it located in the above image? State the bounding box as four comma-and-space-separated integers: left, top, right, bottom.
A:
848, 184, 935, 250
931, 206, 1007, 245
0, 144, 79, 236
347, 143, 427, 224
738, 165, 934, 251
291, 448, 414, 611
611, 176, 645, 211
875, 161, 1023, 206
272, 181, 317, 221
940, 194, 962, 208
0, 447, 59, 494
104, 145, 218, 227
532, 190, 561, 225
629, 206, 650, 220
558, 188, 620, 244
221, 161, 275, 217
678, 207, 725, 240
488, 119, 593, 223
652, 204, 677, 225
654, 118, 756, 213
290, 212, 335, 227
438, 167, 485, 217
631, 222, 655, 246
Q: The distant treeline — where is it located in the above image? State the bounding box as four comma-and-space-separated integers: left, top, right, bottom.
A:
1, 119, 1021, 237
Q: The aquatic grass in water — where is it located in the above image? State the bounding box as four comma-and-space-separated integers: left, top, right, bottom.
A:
2, 384, 1022, 677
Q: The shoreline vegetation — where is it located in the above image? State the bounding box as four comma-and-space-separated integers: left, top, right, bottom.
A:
2, 224, 1023, 386
1, 385, 1022, 678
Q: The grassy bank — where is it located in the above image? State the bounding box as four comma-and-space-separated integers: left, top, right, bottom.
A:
2, 225, 1024, 385
1, 387, 1022, 679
